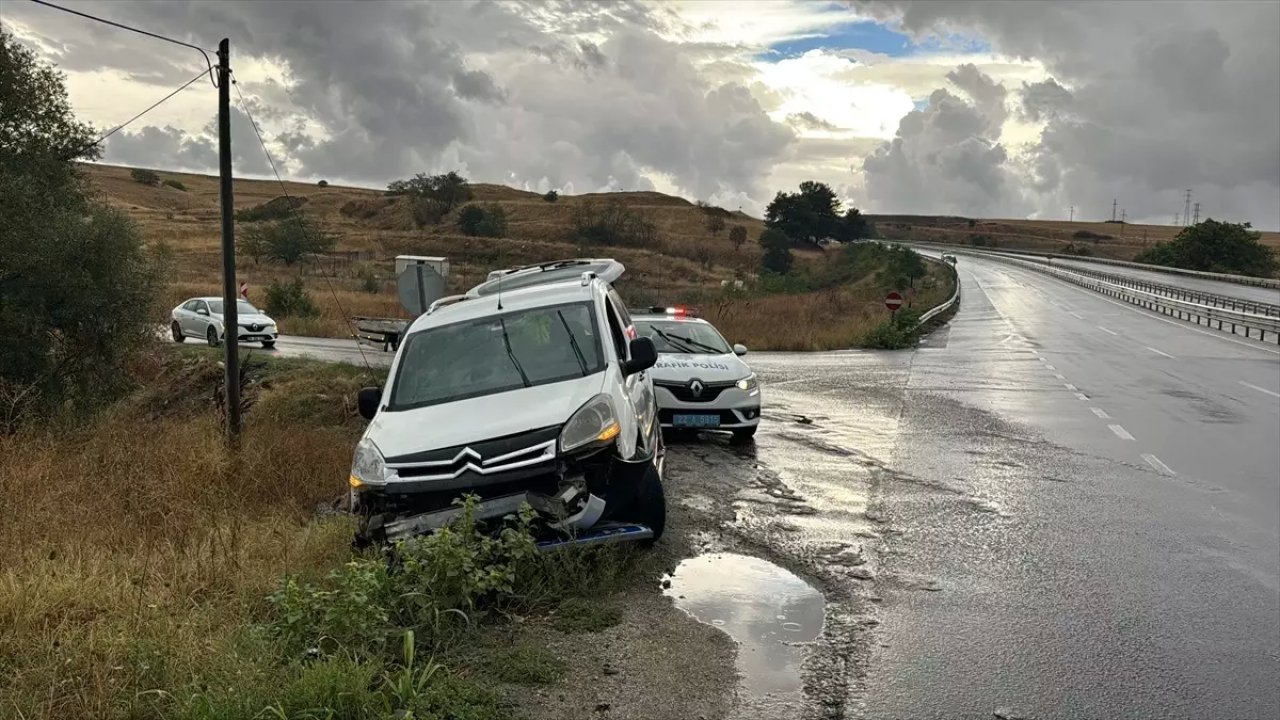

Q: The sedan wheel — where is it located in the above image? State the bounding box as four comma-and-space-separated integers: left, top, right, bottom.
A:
206, 326, 220, 347
171, 321, 185, 343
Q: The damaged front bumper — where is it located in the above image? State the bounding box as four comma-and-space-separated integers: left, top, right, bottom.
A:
354, 448, 656, 550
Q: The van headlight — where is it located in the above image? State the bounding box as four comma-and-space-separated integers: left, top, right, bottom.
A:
735, 373, 758, 392
349, 438, 387, 489
560, 394, 620, 453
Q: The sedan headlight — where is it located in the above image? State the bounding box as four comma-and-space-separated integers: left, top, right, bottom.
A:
349, 437, 387, 489
560, 394, 620, 453
735, 373, 759, 392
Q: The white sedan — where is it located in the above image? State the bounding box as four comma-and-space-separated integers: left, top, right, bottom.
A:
171, 296, 278, 347
631, 307, 761, 441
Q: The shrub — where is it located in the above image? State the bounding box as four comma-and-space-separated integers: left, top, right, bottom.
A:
706, 214, 726, 236
968, 234, 988, 247
458, 203, 508, 238
317, 179, 329, 187
162, 178, 187, 191
240, 216, 335, 265
1072, 229, 1111, 241
860, 309, 922, 349
759, 228, 793, 274
411, 196, 449, 227
569, 200, 656, 247
729, 224, 748, 251
543, 190, 559, 202
356, 263, 381, 293
1135, 219, 1277, 277
264, 277, 319, 318
1058, 242, 1093, 256
130, 167, 160, 185
236, 195, 308, 222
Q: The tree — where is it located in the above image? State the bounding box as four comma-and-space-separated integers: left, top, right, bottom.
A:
1134, 219, 1277, 277
317, 179, 329, 187
729, 225, 748, 252
758, 228, 793, 274
457, 203, 508, 238
764, 180, 852, 246
240, 217, 335, 265
706, 214, 726, 236
543, 190, 559, 203
130, 168, 159, 185
831, 208, 874, 242
0, 30, 161, 428
386, 171, 473, 213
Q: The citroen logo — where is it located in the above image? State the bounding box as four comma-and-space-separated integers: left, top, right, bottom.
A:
689, 379, 705, 398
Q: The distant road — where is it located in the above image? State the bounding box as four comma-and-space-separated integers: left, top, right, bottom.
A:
272, 334, 393, 368
1049, 257, 1280, 306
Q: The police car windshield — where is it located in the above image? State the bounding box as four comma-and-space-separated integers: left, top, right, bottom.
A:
388, 302, 604, 410
634, 319, 731, 355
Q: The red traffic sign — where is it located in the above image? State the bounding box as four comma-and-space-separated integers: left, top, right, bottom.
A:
884, 291, 904, 311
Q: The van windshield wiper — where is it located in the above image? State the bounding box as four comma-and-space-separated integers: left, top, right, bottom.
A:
556, 310, 589, 376
498, 318, 531, 387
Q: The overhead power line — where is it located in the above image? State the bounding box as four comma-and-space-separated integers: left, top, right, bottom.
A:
229, 73, 375, 372
28, 0, 216, 84
67, 67, 210, 159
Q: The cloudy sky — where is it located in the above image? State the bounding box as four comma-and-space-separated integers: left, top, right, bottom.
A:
4, 0, 1278, 228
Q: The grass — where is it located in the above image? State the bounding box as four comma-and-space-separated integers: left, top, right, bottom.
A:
551, 597, 623, 634
0, 348, 656, 720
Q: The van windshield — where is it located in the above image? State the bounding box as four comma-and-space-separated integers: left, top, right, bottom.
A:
388, 302, 604, 410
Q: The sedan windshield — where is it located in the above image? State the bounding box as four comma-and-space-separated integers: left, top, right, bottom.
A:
634, 319, 731, 355
389, 302, 604, 410
208, 300, 261, 315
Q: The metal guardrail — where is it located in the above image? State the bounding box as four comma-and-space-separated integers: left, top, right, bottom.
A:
901, 240, 1280, 290
1019, 256, 1280, 317
975, 252, 1280, 344
915, 256, 961, 328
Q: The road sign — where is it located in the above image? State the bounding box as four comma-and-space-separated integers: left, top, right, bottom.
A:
884, 291, 904, 311
397, 263, 446, 316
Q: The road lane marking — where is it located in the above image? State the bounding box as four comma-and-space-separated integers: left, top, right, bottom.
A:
1090, 407, 1111, 419
1053, 373, 1066, 380
1239, 381, 1280, 399
1070, 311, 1085, 319
1097, 325, 1119, 335
1065, 383, 1079, 391
1109, 424, 1135, 441
1145, 346, 1176, 359
1027, 270, 1280, 356
1142, 454, 1176, 476
1074, 392, 1089, 401
1045, 364, 1057, 370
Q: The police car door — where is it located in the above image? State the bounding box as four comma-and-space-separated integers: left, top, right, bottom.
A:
605, 290, 658, 460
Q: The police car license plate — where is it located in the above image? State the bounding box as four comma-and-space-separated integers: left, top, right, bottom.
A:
673, 413, 718, 427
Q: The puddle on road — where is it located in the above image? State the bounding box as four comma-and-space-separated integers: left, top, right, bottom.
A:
663, 553, 825, 701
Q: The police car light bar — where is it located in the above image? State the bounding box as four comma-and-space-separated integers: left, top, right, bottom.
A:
644, 305, 695, 317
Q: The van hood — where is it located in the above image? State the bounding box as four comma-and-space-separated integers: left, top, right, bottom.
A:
650, 353, 750, 384
365, 372, 606, 459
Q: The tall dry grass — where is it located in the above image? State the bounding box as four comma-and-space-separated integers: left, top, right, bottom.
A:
0, 352, 378, 719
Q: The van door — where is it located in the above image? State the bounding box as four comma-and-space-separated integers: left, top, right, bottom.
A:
605, 291, 657, 461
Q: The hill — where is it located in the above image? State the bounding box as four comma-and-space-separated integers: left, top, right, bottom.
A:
82, 163, 951, 350
871, 214, 1280, 271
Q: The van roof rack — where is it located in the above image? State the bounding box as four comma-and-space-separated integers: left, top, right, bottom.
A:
467, 258, 625, 298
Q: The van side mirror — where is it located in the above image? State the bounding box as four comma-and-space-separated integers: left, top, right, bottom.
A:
622, 337, 658, 376
733, 343, 748, 356
357, 387, 382, 420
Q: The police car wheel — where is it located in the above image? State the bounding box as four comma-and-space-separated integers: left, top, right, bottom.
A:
632, 463, 666, 543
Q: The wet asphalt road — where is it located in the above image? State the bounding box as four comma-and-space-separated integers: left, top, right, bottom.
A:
1048, 257, 1280, 307
729, 255, 1280, 719
272, 261, 1279, 718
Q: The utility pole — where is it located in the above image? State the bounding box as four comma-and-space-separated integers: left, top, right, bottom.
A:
1192, 202, 1200, 225
1111, 198, 1118, 222
1183, 189, 1192, 227
1069, 205, 1074, 222
217, 38, 241, 440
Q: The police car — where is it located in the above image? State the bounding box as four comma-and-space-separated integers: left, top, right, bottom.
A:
631, 307, 760, 440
